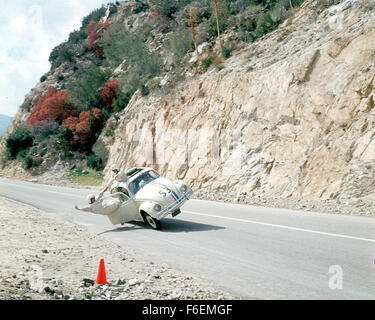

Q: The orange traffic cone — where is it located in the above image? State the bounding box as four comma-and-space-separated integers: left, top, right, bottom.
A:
95, 259, 108, 285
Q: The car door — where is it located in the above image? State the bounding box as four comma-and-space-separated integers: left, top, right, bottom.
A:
107, 194, 139, 225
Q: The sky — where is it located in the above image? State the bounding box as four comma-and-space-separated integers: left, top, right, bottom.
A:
0, 0, 116, 117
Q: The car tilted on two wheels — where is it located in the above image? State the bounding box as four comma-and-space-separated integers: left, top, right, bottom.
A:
103, 167, 193, 230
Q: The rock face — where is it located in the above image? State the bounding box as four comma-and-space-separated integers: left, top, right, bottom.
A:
101, 0, 375, 201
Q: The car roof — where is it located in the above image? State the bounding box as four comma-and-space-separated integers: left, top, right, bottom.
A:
127, 167, 157, 183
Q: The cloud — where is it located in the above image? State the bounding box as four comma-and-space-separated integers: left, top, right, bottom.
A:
0, 0, 114, 117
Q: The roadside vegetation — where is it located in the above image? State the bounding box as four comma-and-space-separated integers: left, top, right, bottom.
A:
65, 168, 104, 186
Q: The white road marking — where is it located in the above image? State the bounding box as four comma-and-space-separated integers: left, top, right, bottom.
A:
183, 210, 375, 243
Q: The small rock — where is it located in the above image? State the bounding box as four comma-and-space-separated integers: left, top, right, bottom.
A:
128, 278, 139, 286
82, 278, 94, 287
44, 287, 55, 295
169, 292, 181, 300
116, 279, 126, 285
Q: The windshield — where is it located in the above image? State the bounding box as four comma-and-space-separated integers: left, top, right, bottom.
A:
128, 170, 160, 195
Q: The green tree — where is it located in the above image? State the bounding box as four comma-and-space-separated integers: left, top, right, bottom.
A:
87, 153, 105, 171
112, 91, 133, 113
100, 23, 161, 71
168, 28, 194, 64
100, 23, 162, 94
66, 64, 111, 111
68, 29, 87, 44
81, 6, 107, 31
149, 0, 194, 18
49, 43, 75, 67
6, 127, 34, 160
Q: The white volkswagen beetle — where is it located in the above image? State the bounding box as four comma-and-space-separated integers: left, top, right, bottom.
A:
102, 167, 193, 230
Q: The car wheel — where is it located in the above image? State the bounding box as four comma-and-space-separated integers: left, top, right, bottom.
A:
143, 213, 162, 230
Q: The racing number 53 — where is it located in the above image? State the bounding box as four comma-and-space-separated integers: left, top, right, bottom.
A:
159, 188, 171, 198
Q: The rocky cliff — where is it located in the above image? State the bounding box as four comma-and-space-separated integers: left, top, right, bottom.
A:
97, 0, 375, 203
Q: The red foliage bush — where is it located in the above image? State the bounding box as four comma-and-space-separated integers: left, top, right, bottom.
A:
86, 22, 99, 51
62, 108, 102, 150
61, 116, 79, 132
28, 88, 75, 126
99, 78, 119, 108
149, 12, 159, 19
85, 21, 109, 58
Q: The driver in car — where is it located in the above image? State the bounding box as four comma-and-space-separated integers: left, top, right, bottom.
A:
138, 172, 153, 189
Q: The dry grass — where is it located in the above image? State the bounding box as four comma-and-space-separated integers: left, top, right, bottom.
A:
65, 168, 104, 186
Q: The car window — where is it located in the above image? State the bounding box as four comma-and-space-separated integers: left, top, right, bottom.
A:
128, 171, 159, 195
149, 170, 160, 179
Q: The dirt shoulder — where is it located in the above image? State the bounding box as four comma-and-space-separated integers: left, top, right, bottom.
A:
0, 196, 235, 300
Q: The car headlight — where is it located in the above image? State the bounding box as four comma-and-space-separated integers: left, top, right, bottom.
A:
180, 185, 187, 193
153, 204, 162, 212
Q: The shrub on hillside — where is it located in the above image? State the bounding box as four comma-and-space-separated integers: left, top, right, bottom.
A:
222, 45, 232, 58
202, 56, 213, 71
62, 108, 103, 153
99, 78, 119, 109
23, 156, 42, 170
229, 0, 255, 14
21, 97, 33, 112
5, 127, 34, 160
30, 120, 60, 143
167, 28, 194, 64
68, 29, 87, 44
56, 74, 65, 82
55, 126, 74, 159
28, 89, 76, 126
87, 153, 104, 171
100, 23, 161, 71
85, 21, 110, 58
48, 7, 106, 68
81, 6, 107, 31
49, 44, 75, 67
149, 0, 186, 18
66, 64, 111, 112
208, 14, 229, 37
133, 1, 150, 14
100, 23, 162, 95
174, 1, 211, 26
112, 91, 133, 113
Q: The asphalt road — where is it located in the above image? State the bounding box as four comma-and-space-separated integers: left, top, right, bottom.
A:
0, 177, 374, 299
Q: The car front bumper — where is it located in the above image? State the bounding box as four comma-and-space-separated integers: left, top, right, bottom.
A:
157, 191, 192, 220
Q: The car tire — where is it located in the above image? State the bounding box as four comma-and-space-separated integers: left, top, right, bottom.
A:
143, 213, 162, 230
